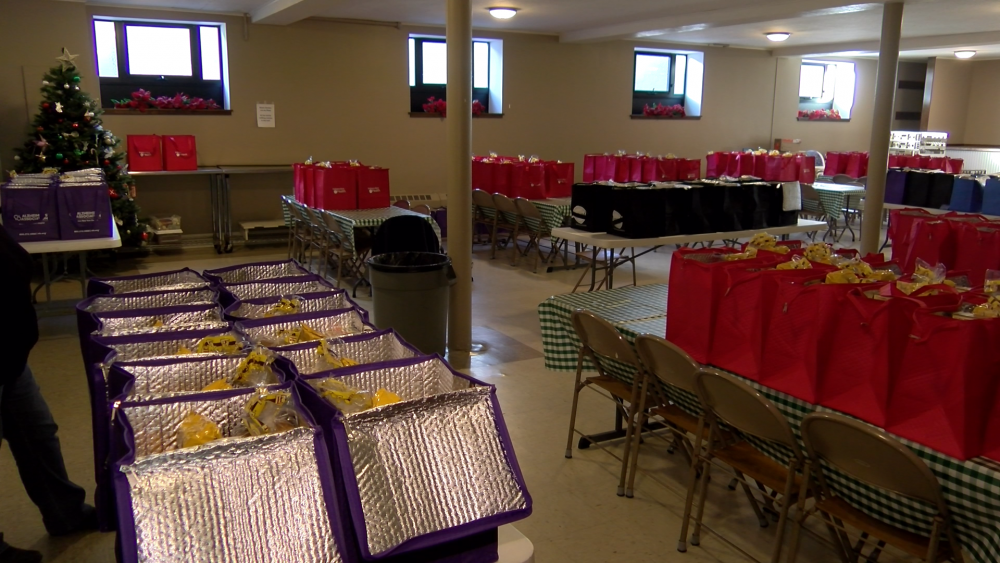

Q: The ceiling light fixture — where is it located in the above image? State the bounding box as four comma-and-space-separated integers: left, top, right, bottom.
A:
488, 7, 518, 19
766, 32, 791, 42
955, 50, 976, 59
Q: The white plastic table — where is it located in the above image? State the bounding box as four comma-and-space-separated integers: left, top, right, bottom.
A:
498, 525, 534, 563
550, 219, 828, 291
20, 223, 121, 303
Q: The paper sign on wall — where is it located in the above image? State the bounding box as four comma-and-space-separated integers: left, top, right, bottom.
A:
256, 103, 275, 128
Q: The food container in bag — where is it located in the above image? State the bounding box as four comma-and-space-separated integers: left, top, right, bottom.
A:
106, 353, 291, 402
91, 303, 226, 338
218, 274, 337, 307
111, 385, 351, 563
235, 308, 372, 347
224, 290, 361, 321
87, 267, 211, 296
271, 328, 423, 377
203, 259, 311, 285
294, 355, 531, 560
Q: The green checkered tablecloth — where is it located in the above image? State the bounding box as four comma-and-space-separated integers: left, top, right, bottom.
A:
538, 283, 1000, 563
812, 183, 866, 223
327, 207, 442, 257
475, 197, 571, 234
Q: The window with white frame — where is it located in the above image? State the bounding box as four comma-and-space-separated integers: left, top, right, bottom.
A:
408, 35, 503, 114
798, 60, 855, 119
92, 17, 230, 109
631, 48, 704, 116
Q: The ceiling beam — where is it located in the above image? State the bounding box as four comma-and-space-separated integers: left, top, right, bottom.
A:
559, 0, 882, 43
251, 0, 337, 25
771, 30, 1000, 57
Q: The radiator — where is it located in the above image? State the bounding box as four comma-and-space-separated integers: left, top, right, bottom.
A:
946, 148, 1000, 175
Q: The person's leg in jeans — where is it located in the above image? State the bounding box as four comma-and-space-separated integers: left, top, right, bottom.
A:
1, 365, 90, 536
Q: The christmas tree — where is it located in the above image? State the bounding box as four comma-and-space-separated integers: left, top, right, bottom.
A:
12, 48, 145, 246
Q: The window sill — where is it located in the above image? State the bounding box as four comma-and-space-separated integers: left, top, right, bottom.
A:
630, 115, 701, 120
408, 112, 504, 118
103, 109, 232, 116
796, 117, 850, 122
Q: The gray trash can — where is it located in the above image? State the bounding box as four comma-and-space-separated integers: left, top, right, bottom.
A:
367, 252, 454, 356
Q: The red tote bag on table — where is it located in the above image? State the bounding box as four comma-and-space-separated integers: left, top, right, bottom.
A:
546, 162, 574, 198
888, 208, 934, 264
888, 295, 1000, 460
947, 158, 964, 174
764, 155, 797, 181
293, 163, 313, 203
753, 153, 767, 179
658, 158, 678, 182
583, 154, 597, 183
627, 156, 644, 182
593, 155, 615, 182
163, 135, 198, 171
472, 160, 495, 192
844, 151, 867, 179
313, 166, 357, 211
904, 155, 922, 168
902, 219, 956, 274
127, 135, 162, 172
797, 155, 817, 184
356, 166, 390, 208
952, 223, 1000, 287
824, 152, 847, 176
509, 162, 547, 200
612, 155, 630, 183
677, 159, 701, 181
927, 157, 947, 171
493, 162, 513, 197
641, 158, 659, 183
815, 290, 927, 427
888, 154, 904, 168
735, 153, 756, 177
705, 152, 729, 179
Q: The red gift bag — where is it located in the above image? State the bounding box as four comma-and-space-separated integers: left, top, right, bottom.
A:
492, 162, 513, 197
163, 135, 198, 171
888, 208, 934, 264
510, 162, 547, 199
904, 155, 922, 168
816, 290, 927, 426
952, 223, 1000, 287
734, 153, 755, 177
313, 166, 358, 210
612, 155, 630, 183
927, 157, 947, 171
641, 158, 659, 183
677, 159, 700, 181
726, 152, 742, 178
888, 297, 1000, 460
472, 160, 495, 192
705, 152, 729, 179
797, 155, 817, 184
753, 153, 767, 179
594, 155, 615, 182
765, 155, 797, 181
293, 163, 313, 204
947, 158, 964, 174
127, 135, 163, 172
627, 156, 644, 182
356, 166, 390, 208
583, 154, 597, 183
658, 158, 678, 182
844, 151, 866, 178
824, 152, 847, 176
888, 154, 904, 168
902, 219, 956, 273
919, 156, 932, 169
545, 162, 574, 197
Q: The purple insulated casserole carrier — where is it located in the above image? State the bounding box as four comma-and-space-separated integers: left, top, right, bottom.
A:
1, 180, 59, 241
203, 259, 311, 285
55, 180, 112, 240
87, 267, 211, 297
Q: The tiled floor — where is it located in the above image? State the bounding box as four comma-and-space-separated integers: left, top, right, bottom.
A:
1, 230, 905, 563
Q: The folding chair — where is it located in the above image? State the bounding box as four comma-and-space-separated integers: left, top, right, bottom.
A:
411, 204, 432, 216
565, 310, 648, 497
513, 198, 556, 272
285, 200, 313, 263
321, 210, 371, 291
302, 206, 332, 275
492, 194, 521, 263
472, 189, 497, 246
679, 369, 806, 563
280, 195, 296, 259
571, 246, 636, 293
392, 199, 410, 209
787, 412, 965, 563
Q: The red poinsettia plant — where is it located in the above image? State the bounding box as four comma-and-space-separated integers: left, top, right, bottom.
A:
643, 103, 686, 118
113, 89, 221, 111
797, 108, 842, 121
421, 97, 487, 117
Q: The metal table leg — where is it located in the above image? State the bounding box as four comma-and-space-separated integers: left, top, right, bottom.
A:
222, 173, 233, 253
31, 253, 53, 304
210, 174, 222, 253
78, 251, 88, 296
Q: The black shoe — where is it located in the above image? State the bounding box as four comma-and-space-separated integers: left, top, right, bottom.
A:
46, 504, 99, 537
0, 545, 43, 563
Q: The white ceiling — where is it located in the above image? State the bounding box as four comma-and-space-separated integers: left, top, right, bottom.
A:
79, 0, 1000, 58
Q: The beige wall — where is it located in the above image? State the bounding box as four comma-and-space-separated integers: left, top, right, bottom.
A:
964, 59, 1000, 146
1, 0, 880, 234
925, 58, 974, 143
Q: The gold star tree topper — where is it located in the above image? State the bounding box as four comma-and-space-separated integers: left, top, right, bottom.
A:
56, 47, 79, 70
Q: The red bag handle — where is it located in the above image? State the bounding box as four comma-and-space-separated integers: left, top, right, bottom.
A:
845, 287, 928, 326
131, 136, 160, 153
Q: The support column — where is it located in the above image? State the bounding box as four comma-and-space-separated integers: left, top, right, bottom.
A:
446, 0, 473, 367
860, 1, 904, 255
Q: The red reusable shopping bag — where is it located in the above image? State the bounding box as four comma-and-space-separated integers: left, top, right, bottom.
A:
902, 219, 956, 274
947, 158, 964, 174
919, 156, 932, 169
127, 135, 163, 172
797, 155, 817, 184
726, 152, 742, 178
509, 162, 547, 199
888, 154, 904, 168
759, 273, 872, 404
816, 289, 927, 427
765, 155, 796, 181
356, 166, 390, 208
951, 223, 1000, 287
162, 135, 198, 171
641, 157, 659, 183
824, 152, 847, 176
677, 159, 700, 181
753, 153, 767, 179
583, 154, 597, 183
293, 163, 312, 203
627, 155, 644, 182
844, 151, 867, 179
734, 153, 755, 177
705, 152, 729, 179
888, 208, 934, 265
594, 155, 615, 182
904, 155, 922, 168
658, 158, 678, 182
493, 162, 513, 197
472, 160, 495, 192
313, 166, 357, 211
612, 155, 630, 183
927, 157, 947, 171
545, 162, 574, 198
888, 295, 1000, 460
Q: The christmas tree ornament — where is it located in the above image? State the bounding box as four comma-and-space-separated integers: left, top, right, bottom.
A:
55, 102, 63, 113
42, 102, 50, 109
74, 86, 80, 91
63, 159, 70, 164
13, 155, 20, 161
72, 76, 81, 83
56, 48, 80, 70
84, 116, 91, 122
38, 155, 46, 162
103, 160, 110, 165
42, 80, 49, 86
58, 119, 64, 123
55, 153, 63, 159
64, 84, 70, 89
36, 126, 43, 132
104, 137, 114, 145
142, 232, 149, 241
74, 150, 83, 156
72, 122, 79, 129
35, 137, 48, 148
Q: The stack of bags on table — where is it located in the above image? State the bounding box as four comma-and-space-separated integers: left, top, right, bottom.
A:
668, 237, 1000, 461
76, 259, 531, 562
582, 152, 701, 183
823, 151, 870, 178
293, 157, 391, 210
886, 168, 1000, 214
1, 168, 112, 242
888, 153, 964, 173
888, 206, 1000, 286
570, 177, 800, 238
471, 153, 575, 199
705, 149, 817, 183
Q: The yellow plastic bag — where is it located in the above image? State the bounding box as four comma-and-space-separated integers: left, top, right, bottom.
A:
825, 270, 861, 284
776, 256, 812, 270
804, 243, 833, 264
243, 390, 301, 436
372, 388, 402, 408
177, 412, 222, 448
316, 341, 359, 369
201, 379, 233, 391
264, 297, 301, 318
233, 347, 276, 386
194, 334, 243, 354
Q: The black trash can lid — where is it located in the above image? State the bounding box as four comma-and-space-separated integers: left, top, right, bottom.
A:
367, 252, 452, 273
